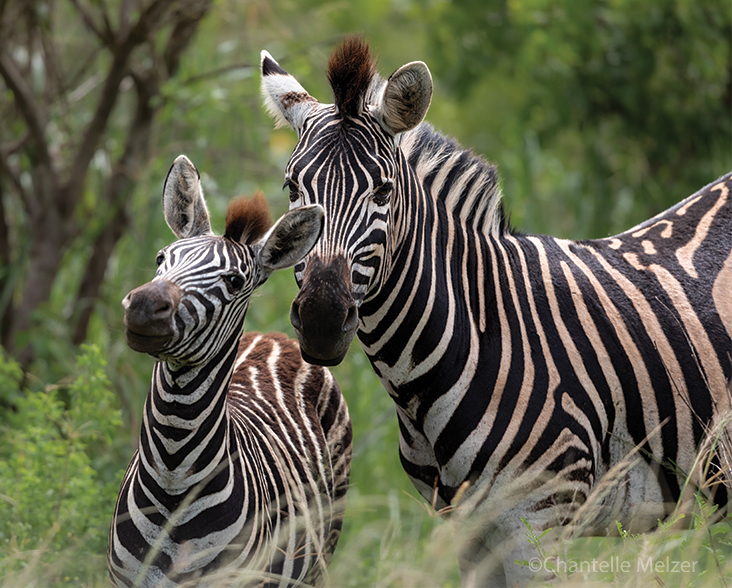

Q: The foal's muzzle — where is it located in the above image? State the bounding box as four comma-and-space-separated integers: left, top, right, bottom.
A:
123, 280, 182, 355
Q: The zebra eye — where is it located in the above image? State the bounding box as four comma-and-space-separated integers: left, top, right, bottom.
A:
156, 253, 165, 266
284, 180, 300, 203
224, 274, 245, 292
373, 181, 393, 206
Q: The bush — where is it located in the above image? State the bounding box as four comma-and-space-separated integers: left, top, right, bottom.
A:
0, 345, 123, 587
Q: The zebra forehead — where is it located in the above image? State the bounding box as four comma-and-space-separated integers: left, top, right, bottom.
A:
293, 117, 393, 172
326, 35, 377, 119
162, 235, 245, 270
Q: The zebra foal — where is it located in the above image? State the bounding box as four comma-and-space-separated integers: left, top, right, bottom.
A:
108, 155, 352, 587
261, 37, 732, 586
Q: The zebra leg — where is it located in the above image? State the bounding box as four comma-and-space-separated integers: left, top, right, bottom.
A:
456, 525, 509, 588
457, 518, 559, 588
452, 477, 576, 588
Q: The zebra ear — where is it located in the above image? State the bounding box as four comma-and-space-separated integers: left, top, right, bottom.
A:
162, 155, 213, 239
260, 50, 319, 132
255, 205, 324, 277
373, 61, 432, 136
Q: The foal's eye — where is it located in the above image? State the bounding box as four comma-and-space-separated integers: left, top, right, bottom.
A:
284, 179, 300, 203
373, 181, 393, 206
156, 253, 165, 266
224, 274, 245, 291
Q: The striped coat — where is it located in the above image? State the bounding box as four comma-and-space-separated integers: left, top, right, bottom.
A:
108, 155, 351, 587
261, 38, 732, 586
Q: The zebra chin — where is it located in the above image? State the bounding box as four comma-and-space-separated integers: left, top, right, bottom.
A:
296, 334, 353, 367
124, 329, 174, 357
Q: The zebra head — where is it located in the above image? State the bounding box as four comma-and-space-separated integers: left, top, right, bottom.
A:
123, 155, 324, 366
261, 37, 433, 365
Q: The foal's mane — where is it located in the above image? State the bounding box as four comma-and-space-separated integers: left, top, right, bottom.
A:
224, 192, 272, 244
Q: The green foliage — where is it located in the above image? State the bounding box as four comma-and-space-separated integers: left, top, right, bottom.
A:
0, 347, 22, 409
513, 496, 732, 587
3, 1, 731, 586
415, 0, 731, 237
0, 345, 123, 586
515, 517, 555, 572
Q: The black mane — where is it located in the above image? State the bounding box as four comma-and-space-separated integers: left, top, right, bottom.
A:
402, 123, 512, 237
326, 36, 377, 118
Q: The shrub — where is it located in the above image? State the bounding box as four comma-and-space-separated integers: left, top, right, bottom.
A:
0, 345, 123, 586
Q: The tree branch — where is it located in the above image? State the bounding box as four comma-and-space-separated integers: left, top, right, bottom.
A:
0, 136, 28, 207
69, 0, 109, 45
72, 1, 214, 343
164, 0, 212, 76
62, 0, 176, 218
72, 70, 156, 344
0, 52, 52, 175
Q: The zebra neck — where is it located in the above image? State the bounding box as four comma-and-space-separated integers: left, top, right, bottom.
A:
361, 202, 503, 406
398, 123, 506, 237
358, 134, 512, 415
142, 329, 241, 493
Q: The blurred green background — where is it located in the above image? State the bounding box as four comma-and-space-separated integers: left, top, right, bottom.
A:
0, 0, 730, 585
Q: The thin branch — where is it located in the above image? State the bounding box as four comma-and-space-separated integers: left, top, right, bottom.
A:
60, 50, 127, 217
100, 4, 116, 46
0, 54, 46, 158
0, 51, 52, 190
68, 0, 107, 45
175, 36, 343, 87
163, 0, 212, 76
66, 43, 104, 95
72, 69, 156, 343
122, 0, 175, 49
118, 0, 135, 40
0, 135, 28, 204
38, 12, 69, 121
63, 0, 175, 217
180, 61, 252, 86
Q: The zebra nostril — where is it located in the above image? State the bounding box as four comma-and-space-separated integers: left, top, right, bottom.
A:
154, 302, 171, 317
290, 300, 302, 331
342, 305, 358, 333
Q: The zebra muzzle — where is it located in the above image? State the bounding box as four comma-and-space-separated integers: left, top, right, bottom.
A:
123, 280, 182, 356
290, 255, 359, 366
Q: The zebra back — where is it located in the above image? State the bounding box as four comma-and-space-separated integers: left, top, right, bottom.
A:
228, 332, 352, 579
261, 39, 732, 587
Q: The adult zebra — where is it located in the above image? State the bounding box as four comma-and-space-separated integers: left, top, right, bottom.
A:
261, 37, 732, 586
108, 155, 352, 588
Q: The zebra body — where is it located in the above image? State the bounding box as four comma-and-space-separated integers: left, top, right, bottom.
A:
108, 156, 351, 587
261, 38, 731, 586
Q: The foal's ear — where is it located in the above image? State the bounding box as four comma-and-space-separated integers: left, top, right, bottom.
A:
373, 61, 432, 136
162, 155, 213, 239
255, 205, 324, 278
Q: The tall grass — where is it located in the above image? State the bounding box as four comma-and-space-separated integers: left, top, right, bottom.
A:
1, 325, 730, 587
2, 177, 730, 587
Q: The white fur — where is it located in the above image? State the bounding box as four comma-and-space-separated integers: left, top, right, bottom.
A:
260, 50, 318, 131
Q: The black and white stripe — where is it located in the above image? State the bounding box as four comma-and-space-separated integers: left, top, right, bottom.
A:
261, 39, 732, 587
108, 155, 351, 587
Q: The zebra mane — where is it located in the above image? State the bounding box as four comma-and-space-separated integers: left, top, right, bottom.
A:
327, 35, 377, 118
224, 192, 272, 245
399, 123, 511, 237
